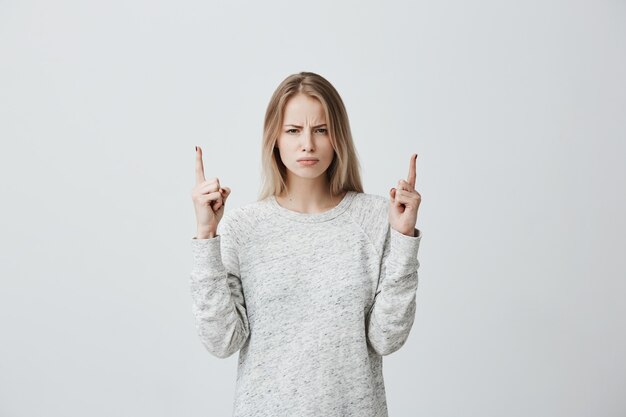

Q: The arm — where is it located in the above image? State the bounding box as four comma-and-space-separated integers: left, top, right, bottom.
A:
366, 225, 422, 356
190, 219, 250, 359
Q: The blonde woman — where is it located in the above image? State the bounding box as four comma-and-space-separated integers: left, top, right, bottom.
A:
190, 71, 422, 416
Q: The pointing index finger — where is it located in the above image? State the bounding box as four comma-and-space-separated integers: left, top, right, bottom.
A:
195, 146, 206, 184
407, 153, 417, 189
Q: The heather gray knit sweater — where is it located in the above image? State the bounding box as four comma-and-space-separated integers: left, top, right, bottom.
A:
190, 190, 422, 417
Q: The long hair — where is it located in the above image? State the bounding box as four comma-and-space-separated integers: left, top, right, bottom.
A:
257, 71, 364, 201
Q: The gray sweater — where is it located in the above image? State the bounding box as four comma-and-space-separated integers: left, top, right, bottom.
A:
190, 190, 422, 416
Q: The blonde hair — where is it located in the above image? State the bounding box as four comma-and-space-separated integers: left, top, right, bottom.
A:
257, 71, 364, 201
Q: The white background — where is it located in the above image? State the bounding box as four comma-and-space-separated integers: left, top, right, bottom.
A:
1, 0, 625, 416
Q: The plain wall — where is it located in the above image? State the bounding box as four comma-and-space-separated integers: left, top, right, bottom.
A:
1, 0, 625, 416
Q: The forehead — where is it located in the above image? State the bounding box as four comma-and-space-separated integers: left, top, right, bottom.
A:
283, 93, 326, 121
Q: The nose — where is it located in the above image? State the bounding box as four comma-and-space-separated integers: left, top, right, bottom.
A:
301, 129, 314, 151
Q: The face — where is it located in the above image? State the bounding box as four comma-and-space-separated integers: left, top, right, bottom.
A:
275, 93, 335, 183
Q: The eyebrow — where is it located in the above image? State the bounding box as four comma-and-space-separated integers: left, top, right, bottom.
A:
283, 123, 327, 128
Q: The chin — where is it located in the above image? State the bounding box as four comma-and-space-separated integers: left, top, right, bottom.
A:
290, 164, 328, 178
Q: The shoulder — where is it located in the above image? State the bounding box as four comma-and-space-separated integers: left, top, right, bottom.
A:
217, 198, 273, 247
347, 191, 390, 247
349, 191, 389, 221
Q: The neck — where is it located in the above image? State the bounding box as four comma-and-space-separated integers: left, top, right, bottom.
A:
278, 176, 345, 214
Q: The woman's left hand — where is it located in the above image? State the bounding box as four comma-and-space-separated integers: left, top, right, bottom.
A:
389, 153, 422, 237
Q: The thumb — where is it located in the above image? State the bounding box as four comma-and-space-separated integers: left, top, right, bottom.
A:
220, 187, 231, 203
389, 188, 399, 207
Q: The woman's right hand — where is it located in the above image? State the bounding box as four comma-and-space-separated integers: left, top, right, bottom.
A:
191, 146, 231, 238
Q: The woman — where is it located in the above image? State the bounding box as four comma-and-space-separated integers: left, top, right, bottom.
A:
190, 71, 422, 416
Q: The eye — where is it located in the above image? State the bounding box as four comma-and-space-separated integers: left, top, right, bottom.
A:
286, 128, 298, 134
315, 128, 328, 134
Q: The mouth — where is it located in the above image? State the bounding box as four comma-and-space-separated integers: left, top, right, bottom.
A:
297, 159, 319, 166
297, 158, 320, 161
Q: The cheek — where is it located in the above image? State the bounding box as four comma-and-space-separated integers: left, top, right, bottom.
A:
277, 135, 295, 148
275, 137, 289, 153
322, 138, 335, 157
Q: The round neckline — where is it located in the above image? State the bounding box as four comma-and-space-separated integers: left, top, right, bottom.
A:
269, 190, 357, 223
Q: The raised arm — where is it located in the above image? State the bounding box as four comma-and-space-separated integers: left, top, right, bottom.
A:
189, 146, 249, 358
190, 217, 250, 359
366, 153, 422, 356
366, 225, 421, 356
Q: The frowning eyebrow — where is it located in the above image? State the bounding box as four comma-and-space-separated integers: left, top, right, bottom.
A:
283, 123, 327, 128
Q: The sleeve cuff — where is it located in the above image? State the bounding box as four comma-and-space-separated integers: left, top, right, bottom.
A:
191, 235, 224, 271
388, 227, 421, 273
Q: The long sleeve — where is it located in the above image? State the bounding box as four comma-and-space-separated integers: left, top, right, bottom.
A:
190, 218, 250, 359
366, 225, 422, 356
